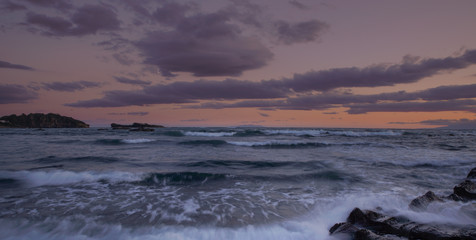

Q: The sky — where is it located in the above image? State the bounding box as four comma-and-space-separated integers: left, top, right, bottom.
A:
1, 0, 476, 128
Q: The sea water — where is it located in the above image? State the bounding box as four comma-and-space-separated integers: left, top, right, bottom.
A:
0, 127, 475, 239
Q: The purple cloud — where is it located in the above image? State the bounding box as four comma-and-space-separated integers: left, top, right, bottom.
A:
1, 1, 27, 11
418, 119, 476, 129
43, 81, 101, 92
346, 99, 476, 114
275, 19, 329, 45
135, 8, 274, 77
25, 4, 120, 36
0, 84, 38, 104
288, 0, 308, 10
114, 76, 151, 86
22, 0, 72, 10
67, 78, 289, 107
284, 49, 476, 92
0, 60, 35, 70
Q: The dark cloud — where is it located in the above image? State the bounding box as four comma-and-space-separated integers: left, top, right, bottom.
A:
22, 0, 72, 9
1, 1, 27, 11
151, 1, 193, 26
284, 49, 476, 92
136, 9, 273, 77
346, 99, 476, 114
418, 119, 476, 129
67, 78, 288, 108
68, 47, 476, 113
289, 0, 308, 10
259, 112, 270, 117
114, 76, 151, 86
190, 83, 476, 112
0, 84, 38, 104
0, 60, 34, 70
26, 4, 120, 36
43, 81, 101, 92
108, 112, 149, 116
275, 19, 329, 44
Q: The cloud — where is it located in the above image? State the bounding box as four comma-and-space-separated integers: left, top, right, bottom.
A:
190, 83, 476, 112
67, 78, 288, 107
275, 19, 329, 44
135, 9, 273, 77
0, 60, 35, 70
1, 1, 27, 11
22, 0, 72, 10
289, 0, 308, 10
346, 99, 476, 114
0, 84, 38, 104
68, 49, 476, 112
25, 4, 120, 36
114, 76, 151, 86
43, 81, 101, 92
284, 49, 476, 92
259, 112, 270, 117
418, 118, 476, 129
109, 112, 149, 116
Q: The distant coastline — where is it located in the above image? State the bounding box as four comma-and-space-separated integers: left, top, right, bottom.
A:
0, 113, 89, 128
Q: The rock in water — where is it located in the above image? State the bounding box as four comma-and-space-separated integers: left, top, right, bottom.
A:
0, 113, 89, 128
409, 191, 443, 211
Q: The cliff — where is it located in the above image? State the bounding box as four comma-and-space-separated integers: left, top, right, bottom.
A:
0, 113, 89, 128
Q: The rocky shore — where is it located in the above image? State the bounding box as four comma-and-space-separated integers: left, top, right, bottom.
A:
329, 167, 476, 240
0, 113, 89, 128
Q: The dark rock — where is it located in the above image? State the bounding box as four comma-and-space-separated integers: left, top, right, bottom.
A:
409, 191, 443, 211
329, 222, 359, 235
0, 113, 88, 128
354, 229, 404, 240
453, 180, 476, 201
467, 168, 476, 179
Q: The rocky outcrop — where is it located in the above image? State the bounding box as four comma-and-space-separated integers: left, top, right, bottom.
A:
111, 123, 164, 131
330, 167, 476, 240
0, 113, 89, 128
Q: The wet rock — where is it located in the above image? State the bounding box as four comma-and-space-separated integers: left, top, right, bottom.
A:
467, 168, 476, 179
409, 191, 443, 211
329, 222, 359, 235
330, 167, 476, 240
330, 208, 476, 240
453, 180, 476, 201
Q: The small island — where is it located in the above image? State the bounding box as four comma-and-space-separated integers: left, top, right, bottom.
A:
0, 113, 89, 128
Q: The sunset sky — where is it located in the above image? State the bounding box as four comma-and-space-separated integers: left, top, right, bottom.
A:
1, 0, 476, 128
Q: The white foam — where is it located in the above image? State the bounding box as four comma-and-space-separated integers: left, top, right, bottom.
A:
122, 138, 155, 144
0, 170, 141, 187
263, 129, 325, 137
184, 131, 236, 137
325, 130, 403, 137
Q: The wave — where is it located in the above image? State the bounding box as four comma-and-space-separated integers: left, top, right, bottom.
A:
32, 156, 120, 164
263, 129, 325, 137
182, 159, 299, 168
95, 138, 156, 145
138, 172, 229, 186
184, 131, 236, 137
0, 170, 141, 187
178, 140, 228, 146
227, 141, 329, 148
160, 130, 185, 137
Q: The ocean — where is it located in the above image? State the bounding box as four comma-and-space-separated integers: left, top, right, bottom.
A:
0, 127, 475, 239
